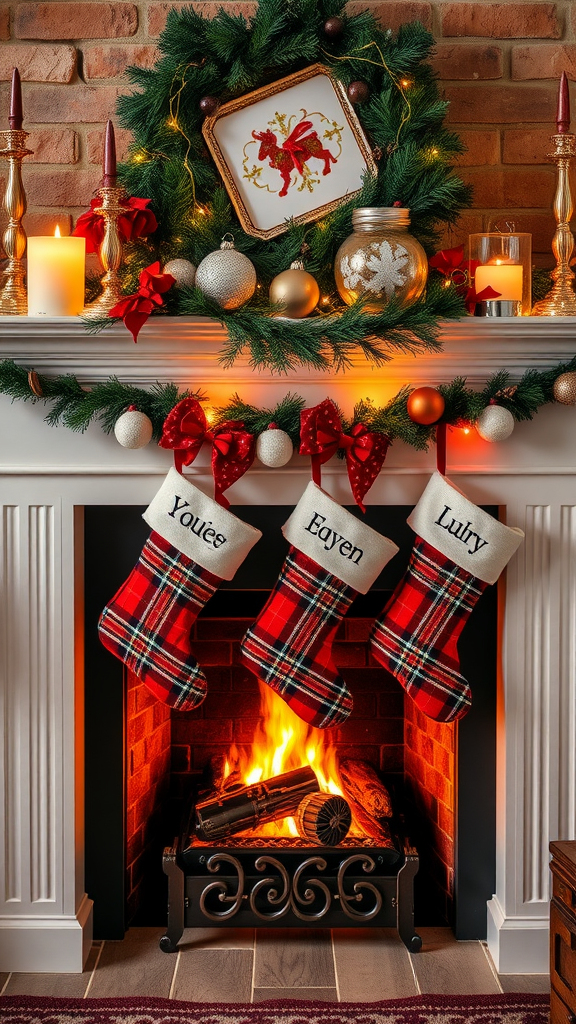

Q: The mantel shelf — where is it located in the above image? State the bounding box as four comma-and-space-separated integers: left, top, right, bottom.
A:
0, 314, 575, 388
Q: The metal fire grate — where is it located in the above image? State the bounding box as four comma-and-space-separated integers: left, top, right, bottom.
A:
159, 834, 422, 953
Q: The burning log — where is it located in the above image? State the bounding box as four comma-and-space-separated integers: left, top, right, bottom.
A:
194, 765, 318, 842
339, 758, 393, 818
348, 798, 395, 845
206, 753, 242, 793
296, 792, 352, 845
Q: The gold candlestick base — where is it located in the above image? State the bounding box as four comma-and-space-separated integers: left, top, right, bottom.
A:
532, 133, 576, 316
0, 129, 33, 316
83, 185, 127, 319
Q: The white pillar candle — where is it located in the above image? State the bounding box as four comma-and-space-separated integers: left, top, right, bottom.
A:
27, 228, 86, 316
475, 263, 523, 301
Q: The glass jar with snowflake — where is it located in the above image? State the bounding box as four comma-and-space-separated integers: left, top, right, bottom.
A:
334, 207, 428, 311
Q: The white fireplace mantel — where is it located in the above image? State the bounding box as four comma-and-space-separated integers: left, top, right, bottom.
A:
1, 313, 575, 974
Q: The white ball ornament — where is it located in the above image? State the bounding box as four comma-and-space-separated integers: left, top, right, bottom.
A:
256, 426, 294, 468
162, 258, 196, 289
195, 234, 256, 309
476, 404, 515, 443
114, 408, 154, 449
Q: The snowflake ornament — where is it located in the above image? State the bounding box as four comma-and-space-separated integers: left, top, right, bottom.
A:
342, 240, 409, 298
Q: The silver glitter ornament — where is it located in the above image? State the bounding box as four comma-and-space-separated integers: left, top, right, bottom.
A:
114, 409, 153, 449
195, 235, 256, 309
476, 405, 515, 442
163, 258, 196, 289
256, 427, 293, 467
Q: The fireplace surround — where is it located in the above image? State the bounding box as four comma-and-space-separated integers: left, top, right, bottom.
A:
0, 314, 575, 976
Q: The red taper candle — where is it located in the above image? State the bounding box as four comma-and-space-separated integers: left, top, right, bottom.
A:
556, 71, 571, 133
102, 119, 117, 186
9, 68, 23, 131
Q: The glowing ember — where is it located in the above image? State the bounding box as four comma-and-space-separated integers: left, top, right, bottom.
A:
223, 682, 361, 837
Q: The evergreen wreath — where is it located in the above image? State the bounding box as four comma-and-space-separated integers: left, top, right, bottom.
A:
110, 0, 471, 372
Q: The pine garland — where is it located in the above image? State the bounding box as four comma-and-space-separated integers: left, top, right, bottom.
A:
2, 355, 575, 450
109, 0, 472, 371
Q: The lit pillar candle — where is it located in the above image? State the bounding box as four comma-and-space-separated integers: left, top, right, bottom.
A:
27, 226, 86, 316
474, 261, 523, 301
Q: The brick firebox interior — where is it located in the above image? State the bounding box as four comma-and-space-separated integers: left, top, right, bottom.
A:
0, 0, 573, 266
125, 616, 455, 927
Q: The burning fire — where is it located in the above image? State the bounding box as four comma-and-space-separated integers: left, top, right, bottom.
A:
223, 682, 356, 837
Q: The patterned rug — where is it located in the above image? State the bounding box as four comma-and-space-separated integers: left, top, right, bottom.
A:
0, 993, 550, 1024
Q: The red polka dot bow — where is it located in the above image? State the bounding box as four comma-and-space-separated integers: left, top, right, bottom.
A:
159, 397, 255, 508
299, 398, 390, 512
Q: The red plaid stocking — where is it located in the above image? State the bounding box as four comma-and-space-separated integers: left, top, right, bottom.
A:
370, 472, 523, 722
98, 468, 261, 711
241, 482, 398, 728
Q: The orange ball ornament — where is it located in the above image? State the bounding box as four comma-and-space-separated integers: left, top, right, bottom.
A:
407, 387, 445, 425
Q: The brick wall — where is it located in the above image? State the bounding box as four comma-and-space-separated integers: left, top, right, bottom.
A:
0, 0, 570, 263
126, 671, 171, 922
405, 698, 455, 922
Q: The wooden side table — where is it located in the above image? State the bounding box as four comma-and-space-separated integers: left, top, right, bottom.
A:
550, 841, 576, 1024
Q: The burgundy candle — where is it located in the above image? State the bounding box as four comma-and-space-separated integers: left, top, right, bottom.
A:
556, 71, 571, 133
9, 68, 23, 131
102, 119, 117, 187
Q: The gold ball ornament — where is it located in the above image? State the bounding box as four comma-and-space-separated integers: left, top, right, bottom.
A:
269, 260, 320, 318
114, 408, 153, 449
553, 371, 576, 405
195, 235, 256, 310
256, 426, 294, 468
476, 405, 515, 442
162, 258, 196, 289
407, 387, 445, 425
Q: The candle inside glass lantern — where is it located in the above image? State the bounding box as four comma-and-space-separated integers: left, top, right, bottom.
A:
474, 259, 523, 301
27, 225, 86, 316
469, 232, 532, 316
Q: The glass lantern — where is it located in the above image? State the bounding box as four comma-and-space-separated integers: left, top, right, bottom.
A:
469, 232, 532, 316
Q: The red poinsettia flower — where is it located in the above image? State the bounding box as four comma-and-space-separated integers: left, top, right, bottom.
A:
73, 196, 158, 254
429, 243, 496, 313
109, 261, 175, 342
118, 197, 158, 241
72, 198, 105, 254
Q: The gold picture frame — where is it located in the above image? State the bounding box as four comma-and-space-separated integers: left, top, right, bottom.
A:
202, 63, 378, 241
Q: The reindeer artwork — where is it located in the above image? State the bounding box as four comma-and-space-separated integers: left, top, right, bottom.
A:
252, 119, 337, 197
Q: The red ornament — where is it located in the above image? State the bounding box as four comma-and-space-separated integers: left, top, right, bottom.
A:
407, 387, 445, 426
347, 81, 370, 105
299, 398, 390, 512
324, 16, 344, 39
199, 95, 220, 117
109, 261, 175, 343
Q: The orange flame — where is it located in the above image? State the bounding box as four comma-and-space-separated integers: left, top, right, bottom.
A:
224, 682, 348, 837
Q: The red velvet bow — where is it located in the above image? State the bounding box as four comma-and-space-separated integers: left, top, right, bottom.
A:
299, 399, 390, 512
109, 261, 175, 342
159, 397, 255, 508
73, 196, 158, 254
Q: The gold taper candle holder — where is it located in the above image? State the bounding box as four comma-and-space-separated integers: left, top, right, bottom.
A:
83, 185, 127, 319
0, 129, 33, 316
532, 132, 576, 315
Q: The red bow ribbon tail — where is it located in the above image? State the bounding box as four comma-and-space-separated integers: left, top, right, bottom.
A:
211, 423, 255, 509
345, 425, 390, 512
300, 400, 343, 489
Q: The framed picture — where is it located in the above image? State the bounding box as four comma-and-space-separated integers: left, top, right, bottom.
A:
202, 64, 378, 240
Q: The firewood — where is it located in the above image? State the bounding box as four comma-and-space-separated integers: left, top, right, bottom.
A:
339, 758, 393, 818
295, 793, 352, 845
348, 798, 395, 846
194, 765, 318, 842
